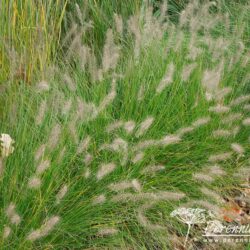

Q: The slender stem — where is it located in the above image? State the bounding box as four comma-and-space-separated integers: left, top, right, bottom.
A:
184, 223, 191, 247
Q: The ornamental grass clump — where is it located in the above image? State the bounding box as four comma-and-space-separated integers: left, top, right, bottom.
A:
0, 1, 250, 249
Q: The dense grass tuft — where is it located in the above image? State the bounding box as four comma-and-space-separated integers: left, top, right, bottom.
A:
0, 1, 250, 249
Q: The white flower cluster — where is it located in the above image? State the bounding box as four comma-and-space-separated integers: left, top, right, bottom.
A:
0, 133, 14, 158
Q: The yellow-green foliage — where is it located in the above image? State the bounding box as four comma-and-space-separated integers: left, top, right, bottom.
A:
0, 0, 68, 83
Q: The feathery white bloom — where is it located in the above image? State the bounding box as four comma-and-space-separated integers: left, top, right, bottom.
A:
214, 87, 232, 100
84, 153, 93, 166
142, 164, 165, 174
128, 15, 141, 60
209, 165, 226, 176
109, 181, 131, 192
27, 216, 60, 241
212, 129, 231, 138
109, 179, 141, 192
202, 67, 222, 99
36, 159, 50, 175
135, 116, 154, 137
57, 146, 66, 164
137, 84, 145, 101
3, 226, 11, 238
124, 121, 135, 134
93, 194, 106, 204
114, 13, 123, 34
35, 100, 47, 125
0, 134, 14, 158
112, 191, 185, 202
242, 118, 250, 126
181, 63, 196, 82
221, 113, 242, 124
62, 99, 72, 115
102, 29, 120, 73
160, 135, 181, 146
205, 92, 213, 101
232, 126, 240, 136
75, 3, 83, 25
132, 152, 144, 163
34, 144, 46, 162
234, 167, 250, 181
134, 139, 158, 151
193, 173, 214, 182
106, 120, 123, 133
56, 185, 68, 204
243, 104, 250, 111
63, 73, 76, 91
98, 81, 116, 112
208, 105, 230, 114
36, 81, 50, 92
11, 214, 21, 225
231, 143, 245, 155
96, 163, 116, 180
6, 203, 21, 225
132, 179, 141, 192
77, 136, 91, 154
98, 227, 118, 236
155, 191, 185, 200
76, 99, 98, 121
230, 95, 250, 106
187, 41, 202, 60
47, 124, 61, 150
84, 167, 90, 178
176, 126, 194, 136
208, 152, 232, 162
28, 176, 41, 188
192, 117, 210, 128
156, 63, 175, 93
6, 203, 15, 218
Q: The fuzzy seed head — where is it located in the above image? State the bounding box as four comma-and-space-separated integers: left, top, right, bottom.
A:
212, 129, 231, 138
208, 105, 230, 114
156, 63, 175, 93
135, 116, 154, 137
192, 117, 210, 128
96, 163, 116, 180
98, 227, 118, 236
36, 159, 50, 175
242, 118, 250, 126
160, 135, 181, 146
3, 226, 11, 238
124, 121, 135, 134
34, 144, 46, 162
193, 173, 214, 182
47, 124, 61, 150
56, 185, 68, 204
36, 81, 50, 92
77, 136, 91, 154
231, 143, 245, 155
132, 152, 144, 163
93, 194, 106, 204
181, 63, 196, 82
208, 152, 232, 162
35, 100, 47, 125
28, 176, 41, 188
0, 134, 14, 158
